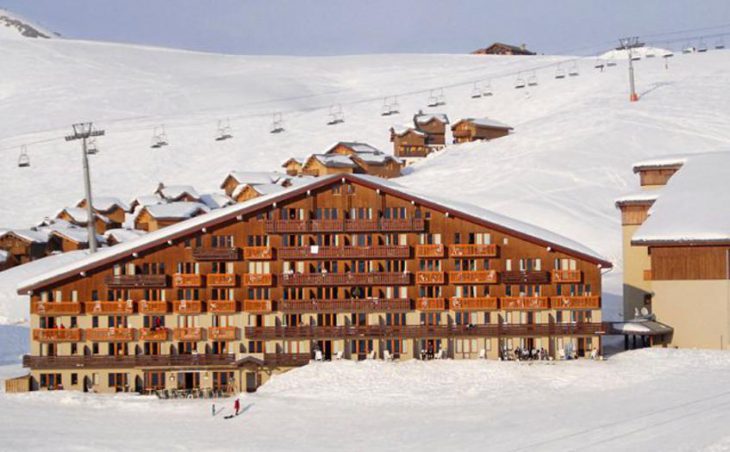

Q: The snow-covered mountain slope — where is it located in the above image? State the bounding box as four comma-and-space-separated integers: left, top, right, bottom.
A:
1, 37, 729, 327
0, 8, 56, 40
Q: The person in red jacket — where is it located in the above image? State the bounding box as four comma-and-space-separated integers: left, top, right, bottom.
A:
234, 398, 240, 416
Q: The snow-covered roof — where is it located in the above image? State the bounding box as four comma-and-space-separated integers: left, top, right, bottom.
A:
614, 191, 660, 206
282, 157, 305, 166
632, 152, 730, 245
130, 195, 166, 209
50, 227, 106, 245
142, 202, 209, 220
58, 207, 111, 224
199, 193, 234, 210
352, 152, 401, 166
414, 113, 449, 125
75, 196, 130, 213
18, 173, 611, 294
612, 320, 673, 335
390, 125, 426, 137
232, 183, 287, 199
306, 154, 357, 168
461, 117, 513, 130
156, 185, 200, 201
2, 228, 49, 243
327, 141, 382, 155
221, 171, 284, 188
104, 228, 146, 244
632, 156, 687, 172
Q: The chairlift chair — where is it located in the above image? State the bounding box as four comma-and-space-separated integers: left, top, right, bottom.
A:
630, 54, 641, 61
682, 42, 694, 54
17, 145, 30, 168
327, 104, 344, 125
593, 60, 605, 71
482, 81, 493, 97
426, 90, 439, 107
514, 74, 526, 89
715, 38, 725, 50
568, 62, 580, 77
527, 72, 538, 87
662, 50, 674, 59
389, 96, 400, 114
435, 88, 446, 106
86, 137, 99, 155
555, 65, 566, 79
645, 50, 656, 58
606, 60, 617, 67
215, 119, 233, 141
150, 125, 169, 149
381, 98, 393, 116
270, 113, 285, 134
697, 39, 708, 53
470, 82, 482, 99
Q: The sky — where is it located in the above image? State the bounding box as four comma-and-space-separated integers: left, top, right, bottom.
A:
4, 0, 730, 56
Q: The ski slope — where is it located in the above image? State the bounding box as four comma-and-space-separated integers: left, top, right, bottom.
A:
2, 348, 730, 451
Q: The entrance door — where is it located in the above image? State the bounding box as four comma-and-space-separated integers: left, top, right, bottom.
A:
178, 372, 200, 389
316, 340, 332, 360
245, 372, 258, 393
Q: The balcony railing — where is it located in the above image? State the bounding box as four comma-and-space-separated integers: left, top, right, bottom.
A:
192, 247, 240, 261
86, 328, 135, 342
416, 271, 445, 284
85, 301, 134, 315
448, 270, 498, 284
397, 146, 430, 158
242, 273, 273, 286
245, 322, 610, 340
23, 354, 237, 370
172, 273, 203, 288
416, 297, 446, 311
264, 353, 311, 367
448, 244, 498, 258
208, 300, 237, 314
501, 271, 551, 285
243, 246, 273, 260
104, 274, 168, 288
207, 273, 236, 287
173, 300, 203, 315
415, 244, 444, 258
31, 302, 82, 316
208, 326, 238, 341
243, 300, 272, 313
277, 245, 410, 260
501, 297, 550, 310
551, 269, 582, 283
450, 297, 499, 311
265, 218, 425, 233
32, 328, 82, 342
173, 327, 203, 341
550, 296, 601, 310
281, 272, 410, 286
138, 300, 169, 315
139, 328, 169, 341
279, 298, 411, 313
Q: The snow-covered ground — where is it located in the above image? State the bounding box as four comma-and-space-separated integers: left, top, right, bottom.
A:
2, 349, 730, 451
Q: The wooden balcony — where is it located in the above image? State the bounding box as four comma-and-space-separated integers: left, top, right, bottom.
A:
104, 274, 167, 288
310, 219, 345, 232
265, 218, 425, 233
448, 270, 498, 284
551, 269, 582, 283
264, 219, 308, 233
501, 297, 550, 310
243, 299, 272, 313
31, 302, 81, 316
415, 244, 445, 258
138, 300, 169, 315
379, 218, 425, 232
207, 273, 236, 287
172, 300, 203, 314
139, 328, 169, 341
23, 354, 236, 370
192, 247, 240, 261
501, 271, 551, 285
84, 301, 134, 315
208, 300, 237, 314
416, 271, 445, 284
277, 245, 410, 260
416, 297, 446, 311
279, 298, 411, 313
243, 246, 273, 260
397, 146, 430, 158
173, 327, 203, 341
264, 353, 311, 367
450, 297, 499, 311
86, 328, 135, 342
281, 272, 410, 286
32, 328, 82, 342
448, 244, 498, 258
550, 296, 601, 310
242, 273, 273, 286
172, 273, 203, 288
208, 326, 238, 341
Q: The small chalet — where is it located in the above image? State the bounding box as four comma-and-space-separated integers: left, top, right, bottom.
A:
219, 171, 286, 197
283, 142, 402, 179
413, 112, 449, 146
282, 158, 304, 177
129, 195, 166, 212
451, 118, 513, 144
155, 184, 201, 203
104, 228, 146, 247
472, 42, 536, 56
134, 202, 209, 232
0, 229, 49, 264
389, 126, 429, 159
75, 197, 130, 226
56, 207, 115, 233
49, 227, 106, 252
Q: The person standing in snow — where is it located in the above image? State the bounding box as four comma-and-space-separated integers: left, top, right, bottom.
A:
234, 398, 240, 416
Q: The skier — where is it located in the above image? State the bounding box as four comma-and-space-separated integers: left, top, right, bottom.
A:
234, 398, 240, 416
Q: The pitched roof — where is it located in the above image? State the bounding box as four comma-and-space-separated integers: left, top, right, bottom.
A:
75, 196, 131, 213
220, 171, 284, 189
104, 228, 147, 244
130, 195, 166, 210
199, 193, 234, 210
390, 125, 426, 137
414, 113, 449, 125
50, 227, 106, 245
17, 174, 611, 293
1, 228, 49, 244
325, 141, 381, 155
57, 207, 111, 225
156, 185, 200, 201
141, 202, 210, 220
455, 117, 513, 130
305, 154, 357, 168
233, 183, 287, 199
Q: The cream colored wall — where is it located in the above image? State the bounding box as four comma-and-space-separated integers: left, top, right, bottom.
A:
653, 280, 730, 350
623, 224, 652, 320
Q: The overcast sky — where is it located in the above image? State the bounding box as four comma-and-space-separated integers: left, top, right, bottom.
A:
6, 0, 730, 55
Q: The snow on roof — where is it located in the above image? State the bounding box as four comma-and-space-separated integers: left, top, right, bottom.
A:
75, 196, 130, 212
632, 155, 687, 172
465, 117, 513, 130
50, 227, 106, 245
353, 152, 401, 166
104, 228, 146, 244
199, 193, 234, 210
391, 125, 426, 137
285, 175, 318, 187
156, 185, 200, 201
143, 202, 210, 220
131, 195, 166, 208
232, 183, 287, 199
307, 154, 357, 168
3, 228, 49, 243
17, 174, 611, 293
414, 113, 449, 125
35, 217, 74, 229
614, 191, 660, 206
282, 157, 305, 166
58, 207, 111, 224
632, 152, 730, 245
222, 171, 284, 188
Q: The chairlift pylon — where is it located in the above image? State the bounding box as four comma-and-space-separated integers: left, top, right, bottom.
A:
215, 119, 233, 141
514, 74, 526, 89
270, 112, 285, 134
17, 145, 30, 168
327, 104, 344, 125
470, 82, 482, 99
151, 125, 169, 149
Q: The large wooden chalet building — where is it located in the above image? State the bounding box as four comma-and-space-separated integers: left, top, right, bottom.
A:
19, 174, 610, 393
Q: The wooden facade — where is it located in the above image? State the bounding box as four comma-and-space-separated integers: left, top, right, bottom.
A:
450, 119, 513, 144
390, 128, 430, 159
633, 165, 683, 188
20, 174, 610, 393
0, 231, 48, 264
76, 199, 127, 227
414, 116, 448, 146
650, 246, 729, 280
472, 43, 536, 56
57, 209, 113, 234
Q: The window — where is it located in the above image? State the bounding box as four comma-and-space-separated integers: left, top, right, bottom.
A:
176, 262, 198, 274
108, 373, 128, 392
144, 372, 166, 390
183, 237, 202, 248
71, 373, 78, 386
140, 262, 166, 274
386, 313, 406, 326
248, 341, 264, 353
177, 288, 200, 300
144, 289, 165, 301
106, 289, 129, 301
382, 207, 406, 219
211, 235, 234, 248
40, 373, 62, 390
314, 208, 338, 220
247, 235, 269, 246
